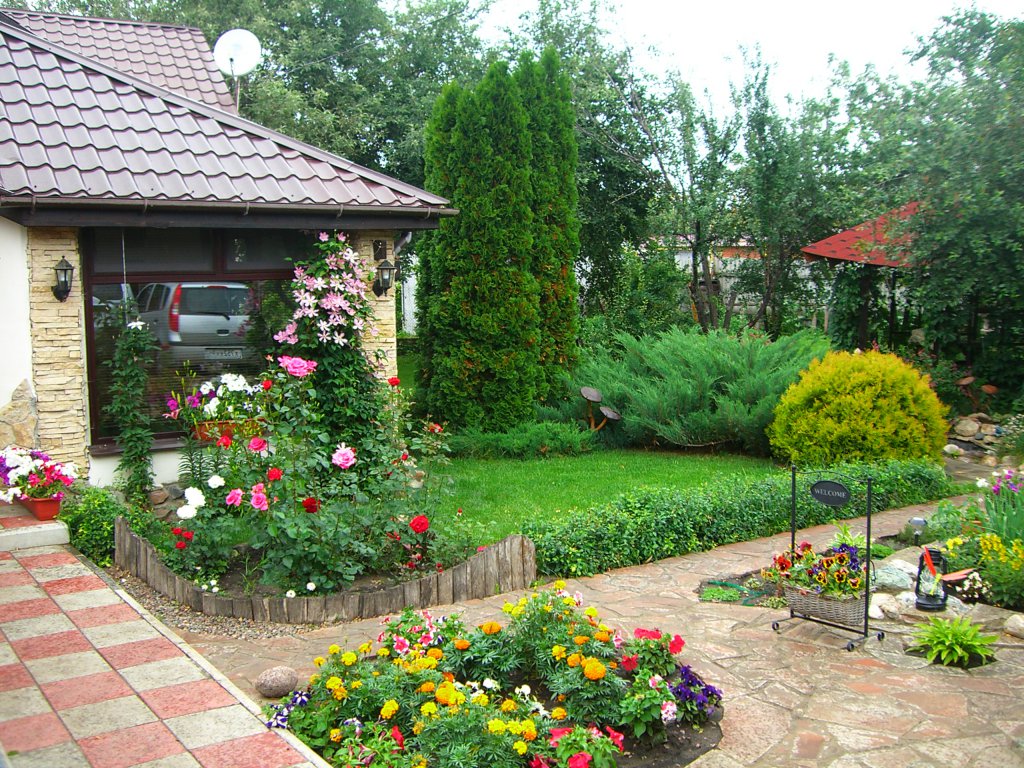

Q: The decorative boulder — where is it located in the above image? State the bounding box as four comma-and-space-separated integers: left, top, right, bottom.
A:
255, 666, 298, 699
1006, 614, 1024, 640
873, 564, 914, 592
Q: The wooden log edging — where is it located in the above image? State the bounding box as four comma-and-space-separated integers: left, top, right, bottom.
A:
113, 517, 537, 624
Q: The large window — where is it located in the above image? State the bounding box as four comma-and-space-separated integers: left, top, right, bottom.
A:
85, 227, 307, 443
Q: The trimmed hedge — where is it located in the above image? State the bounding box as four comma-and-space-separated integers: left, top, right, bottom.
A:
449, 423, 595, 459
522, 460, 953, 576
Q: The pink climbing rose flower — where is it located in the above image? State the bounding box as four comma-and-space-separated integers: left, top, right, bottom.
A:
225, 488, 243, 506
278, 355, 318, 377
332, 443, 357, 469
248, 437, 268, 453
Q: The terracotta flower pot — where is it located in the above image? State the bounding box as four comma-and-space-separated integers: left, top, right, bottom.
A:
20, 496, 61, 521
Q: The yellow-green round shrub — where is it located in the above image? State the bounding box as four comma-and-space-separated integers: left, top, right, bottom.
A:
769, 350, 948, 466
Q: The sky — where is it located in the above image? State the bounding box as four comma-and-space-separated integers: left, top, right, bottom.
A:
481, 0, 1024, 109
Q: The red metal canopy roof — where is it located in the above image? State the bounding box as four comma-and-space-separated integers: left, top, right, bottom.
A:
802, 203, 918, 268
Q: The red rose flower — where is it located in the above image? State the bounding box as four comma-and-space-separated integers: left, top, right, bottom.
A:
175, 540, 187, 549
409, 515, 430, 534
262, 379, 273, 391
387, 376, 400, 387
301, 497, 321, 513
669, 634, 685, 654
182, 530, 194, 540
216, 434, 232, 449
267, 467, 283, 481
621, 654, 638, 671
171, 527, 182, 536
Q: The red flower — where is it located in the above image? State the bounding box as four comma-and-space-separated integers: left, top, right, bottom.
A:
530, 757, 553, 768
182, 530, 194, 540
302, 497, 321, 513
171, 527, 182, 536
387, 376, 400, 387
427, 422, 443, 434
175, 541, 187, 549
621, 654, 638, 671
216, 434, 232, 449
400, 452, 409, 461
605, 726, 625, 751
549, 727, 574, 748
669, 634, 685, 654
409, 515, 430, 534
267, 467, 283, 481
262, 379, 273, 391
390, 726, 404, 750
568, 753, 593, 768
634, 628, 662, 641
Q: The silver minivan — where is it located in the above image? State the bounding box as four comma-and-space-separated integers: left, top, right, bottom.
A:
137, 282, 253, 367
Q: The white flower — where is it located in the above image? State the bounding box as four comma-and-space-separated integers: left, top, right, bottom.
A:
210, 579, 217, 586
211, 586, 219, 593
285, 589, 297, 599
184, 487, 206, 507
207, 475, 225, 489
482, 678, 497, 690
199, 382, 215, 395
203, 397, 220, 417
976, 478, 989, 488
127, 320, 146, 330
514, 685, 531, 698
306, 582, 316, 592
201, 584, 208, 591
176, 505, 197, 520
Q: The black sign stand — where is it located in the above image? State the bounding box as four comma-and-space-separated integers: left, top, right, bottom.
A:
771, 466, 886, 652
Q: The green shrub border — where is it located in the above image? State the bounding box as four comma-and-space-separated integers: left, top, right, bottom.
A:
522, 460, 954, 577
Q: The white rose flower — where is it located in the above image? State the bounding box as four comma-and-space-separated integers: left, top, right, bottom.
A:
176, 505, 197, 520
184, 487, 206, 507
306, 582, 316, 592
211, 586, 219, 593
207, 475, 226, 489
285, 589, 297, 598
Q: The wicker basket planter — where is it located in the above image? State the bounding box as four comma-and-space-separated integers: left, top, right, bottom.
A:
783, 584, 865, 627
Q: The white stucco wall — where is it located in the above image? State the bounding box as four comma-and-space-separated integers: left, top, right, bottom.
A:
0, 218, 32, 405
89, 450, 182, 487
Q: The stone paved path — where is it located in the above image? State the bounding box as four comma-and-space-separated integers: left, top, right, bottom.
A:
180, 499, 1024, 768
0, 502, 325, 768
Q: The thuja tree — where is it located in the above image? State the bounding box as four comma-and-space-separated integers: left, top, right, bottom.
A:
515, 47, 581, 399
420, 62, 541, 429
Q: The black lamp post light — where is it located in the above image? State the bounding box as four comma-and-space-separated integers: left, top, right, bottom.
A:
52, 257, 74, 302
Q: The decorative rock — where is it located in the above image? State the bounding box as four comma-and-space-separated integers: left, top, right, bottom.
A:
0, 380, 38, 448
255, 666, 298, 699
1006, 614, 1024, 640
149, 488, 170, 505
870, 593, 899, 620
982, 455, 999, 467
969, 412, 994, 424
954, 418, 981, 438
165, 483, 185, 500
873, 565, 914, 591
943, 444, 965, 457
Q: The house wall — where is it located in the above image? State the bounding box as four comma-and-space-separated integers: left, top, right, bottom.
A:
355, 231, 398, 379
0, 218, 32, 405
27, 228, 89, 469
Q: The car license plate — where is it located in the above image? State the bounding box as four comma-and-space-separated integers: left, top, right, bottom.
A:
206, 348, 244, 360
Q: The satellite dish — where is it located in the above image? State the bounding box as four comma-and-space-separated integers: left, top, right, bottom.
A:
213, 29, 262, 78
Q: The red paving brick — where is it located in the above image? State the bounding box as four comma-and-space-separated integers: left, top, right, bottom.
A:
42, 574, 108, 595
99, 637, 182, 669
0, 711, 71, 752
0, 596, 60, 623
0, 550, 13, 560
0, 661, 34, 692
0, 515, 43, 529
68, 602, 140, 629
10, 629, 93, 661
140, 679, 239, 719
0, 570, 35, 588
79, 721, 186, 768
192, 731, 306, 768
16, 551, 79, 569
41, 670, 135, 710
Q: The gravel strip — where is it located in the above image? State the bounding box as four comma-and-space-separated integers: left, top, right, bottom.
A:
106, 567, 325, 640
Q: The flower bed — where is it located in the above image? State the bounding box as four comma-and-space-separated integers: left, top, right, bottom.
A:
0, 445, 77, 503
266, 583, 722, 768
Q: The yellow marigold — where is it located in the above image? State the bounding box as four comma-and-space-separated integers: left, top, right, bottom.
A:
351, 680, 362, 689
421, 701, 438, 717
332, 686, 348, 701
567, 653, 582, 667
313, 656, 326, 668
513, 741, 528, 756
358, 641, 373, 654
341, 651, 358, 666
487, 718, 507, 735
472, 693, 490, 707
551, 645, 567, 660
551, 707, 567, 720
542, 605, 553, 613
329, 728, 342, 743
427, 647, 444, 660
562, 597, 576, 606
594, 631, 610, 643
553, 580, 566, 590
521, 720, 537, 741
309, 674, 320, 685
500, 699, 518, 713
413, 721, 425, 736
435, 682, 456, 706
584, 660, 606, 681
419, 681, 436, 693
325, 676, 342, 691
454, 638, 470, 650
372, 671, 380, 677
377, 647, 391, 657
573, 635, 589, 646
583, 606, 598, 618
503, 601, 515, 614
380, 699, 399, 719
480, 621, 502, 635
327, 644, 341, 655
506, 720, 523, 736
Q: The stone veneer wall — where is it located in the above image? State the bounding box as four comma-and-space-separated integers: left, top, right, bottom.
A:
353, 231, 398, 379
27, 228, 88, 469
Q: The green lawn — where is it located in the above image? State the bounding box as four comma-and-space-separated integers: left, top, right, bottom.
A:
442, 449, 776, 543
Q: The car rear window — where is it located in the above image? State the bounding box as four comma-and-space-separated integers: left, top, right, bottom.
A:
179, 286, 250, 314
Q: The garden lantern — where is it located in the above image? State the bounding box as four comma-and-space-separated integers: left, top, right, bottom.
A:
914, 547, 948, 612
908, 516, 927, 547
51, 256, 74, 302
372, 259, 397, 296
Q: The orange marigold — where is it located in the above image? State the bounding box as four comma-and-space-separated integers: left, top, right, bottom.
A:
573, 635, 589, 646
427, 647, 444, 660
583, 660, 607, 681
418, 681, 436, 693
454, 638, 470, 650
480, 621, 502, 635
594, 631, 610, 642
567, 653, 581, 667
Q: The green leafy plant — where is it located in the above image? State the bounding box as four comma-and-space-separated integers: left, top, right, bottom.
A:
769, 350, 948, 466
908, 616, 997, 668
700, 585, 743, 603
60, 485, 150, 567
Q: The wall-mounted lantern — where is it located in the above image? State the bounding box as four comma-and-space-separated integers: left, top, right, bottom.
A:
51, 257, 74, 302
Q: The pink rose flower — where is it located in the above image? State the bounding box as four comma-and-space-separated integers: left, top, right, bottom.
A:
278, 355, 318, 377
225, 489, 243, 506
248, 437, 268, 453
332, 443, 357, 469
251, 492, 269, 511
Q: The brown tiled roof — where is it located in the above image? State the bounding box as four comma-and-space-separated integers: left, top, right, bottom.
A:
0, 8, 236, 113
802, 203, 918, 268
0, 18, 453, 223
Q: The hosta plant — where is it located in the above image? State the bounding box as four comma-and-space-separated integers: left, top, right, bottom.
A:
908, 616, 997, 668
